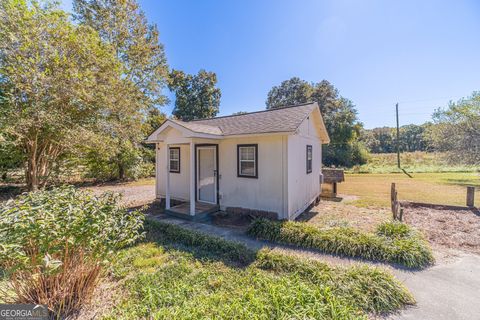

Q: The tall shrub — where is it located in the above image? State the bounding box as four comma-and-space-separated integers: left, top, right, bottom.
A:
0, 186, 144, 318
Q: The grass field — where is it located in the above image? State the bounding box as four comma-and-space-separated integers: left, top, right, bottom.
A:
348, 152, 479, 173
339, 172, 480, 208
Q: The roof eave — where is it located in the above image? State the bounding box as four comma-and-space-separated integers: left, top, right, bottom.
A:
147, 119, 223, 141
223, 131, 294, 138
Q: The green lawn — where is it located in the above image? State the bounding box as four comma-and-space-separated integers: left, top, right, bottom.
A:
102, 220, 414, 319
339, 172, 480, 208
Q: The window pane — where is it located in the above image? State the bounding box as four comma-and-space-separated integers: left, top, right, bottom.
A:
240, 161, 255, 175
169, 148, 180, 172
170, 149, 179, 160
307, 146, 312, 173
170, 160, 179, 172
240, 147, 254, 160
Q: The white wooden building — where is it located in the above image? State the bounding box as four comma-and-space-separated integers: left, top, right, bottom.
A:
146, 102, 330, 220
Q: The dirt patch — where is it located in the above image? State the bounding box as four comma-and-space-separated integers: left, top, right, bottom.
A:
299, 199, 390, 231
402, 204, 480, 255
211, 211, 253, 230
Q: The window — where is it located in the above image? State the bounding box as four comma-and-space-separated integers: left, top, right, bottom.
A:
169, 147, 180, 173
306, 145, 312, 174
237, 144, 258, 178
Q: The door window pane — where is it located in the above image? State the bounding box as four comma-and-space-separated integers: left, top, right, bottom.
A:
169, 148, 180, 173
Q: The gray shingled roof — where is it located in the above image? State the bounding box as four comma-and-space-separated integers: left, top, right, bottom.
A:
170, 119, 223, 135
182, 102, 317, 136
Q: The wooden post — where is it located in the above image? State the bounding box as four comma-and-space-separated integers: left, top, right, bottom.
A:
466, 186, 475, 207
391, 183, 402, 221
391, 183, 397, 220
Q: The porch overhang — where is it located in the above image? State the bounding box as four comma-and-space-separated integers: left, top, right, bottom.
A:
145, 119, 223, 143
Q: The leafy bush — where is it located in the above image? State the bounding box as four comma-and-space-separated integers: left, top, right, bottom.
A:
248, 219, 434, 268
144, 219, 255, 265
0, 186, 144, 318
81, 141, 155, 181
376, 221, 411, 238
254, 249, 415, 314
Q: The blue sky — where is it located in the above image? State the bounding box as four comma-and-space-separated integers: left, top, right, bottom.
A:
61, 0, 480, 128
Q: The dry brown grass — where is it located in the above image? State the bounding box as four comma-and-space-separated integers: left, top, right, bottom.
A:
339, 172, 480, 208
73, 278, 124, 320
1, 249, 102, 319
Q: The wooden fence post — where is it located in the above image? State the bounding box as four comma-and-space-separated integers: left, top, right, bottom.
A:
466, 186, 475, 207
391, 183, 400, 221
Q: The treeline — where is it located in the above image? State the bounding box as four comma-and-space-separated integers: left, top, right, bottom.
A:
361, 91, 480, 166
360, 124, 431, 154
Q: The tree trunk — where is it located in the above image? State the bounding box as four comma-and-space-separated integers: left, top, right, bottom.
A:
26, 153, 39, 191
24, 138, 61, 191
118, 162, 125, 180
25, 138, 39, 191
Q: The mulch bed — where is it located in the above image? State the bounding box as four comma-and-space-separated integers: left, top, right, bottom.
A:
211, 211, 253, 230
402, 202, 480, 254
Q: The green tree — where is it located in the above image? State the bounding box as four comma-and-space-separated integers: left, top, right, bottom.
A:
266, 78, 367, 167
399, 124, 428, 152
143, 106, 166, 137
0, 0, 122, 190
231, 111, 248, 116
360, 127, 395, 153
169, 69, 221, 121
266, 77, 312, 108
361, 124, 431, 154
427, 92, 480, 164
73, 0, 169, 180
73, 0, 168, 107
0, 134, 24, 181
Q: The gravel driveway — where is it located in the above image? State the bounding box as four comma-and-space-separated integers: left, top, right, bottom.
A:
86, 182, 156, 208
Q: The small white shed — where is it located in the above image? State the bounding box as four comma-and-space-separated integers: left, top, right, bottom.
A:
146, 102, 330, 220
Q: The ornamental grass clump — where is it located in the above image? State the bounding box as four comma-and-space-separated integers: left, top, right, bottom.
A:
106, 222, 415, 319
0, 186, 145, 318
254, 249, 415, 314
144, 219, 256, 265
248, 219, 434, 268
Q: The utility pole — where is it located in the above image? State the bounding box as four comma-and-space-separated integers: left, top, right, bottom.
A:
396, 102, 400, 168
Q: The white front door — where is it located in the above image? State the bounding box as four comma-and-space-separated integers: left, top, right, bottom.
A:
197, 146, 217, 204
